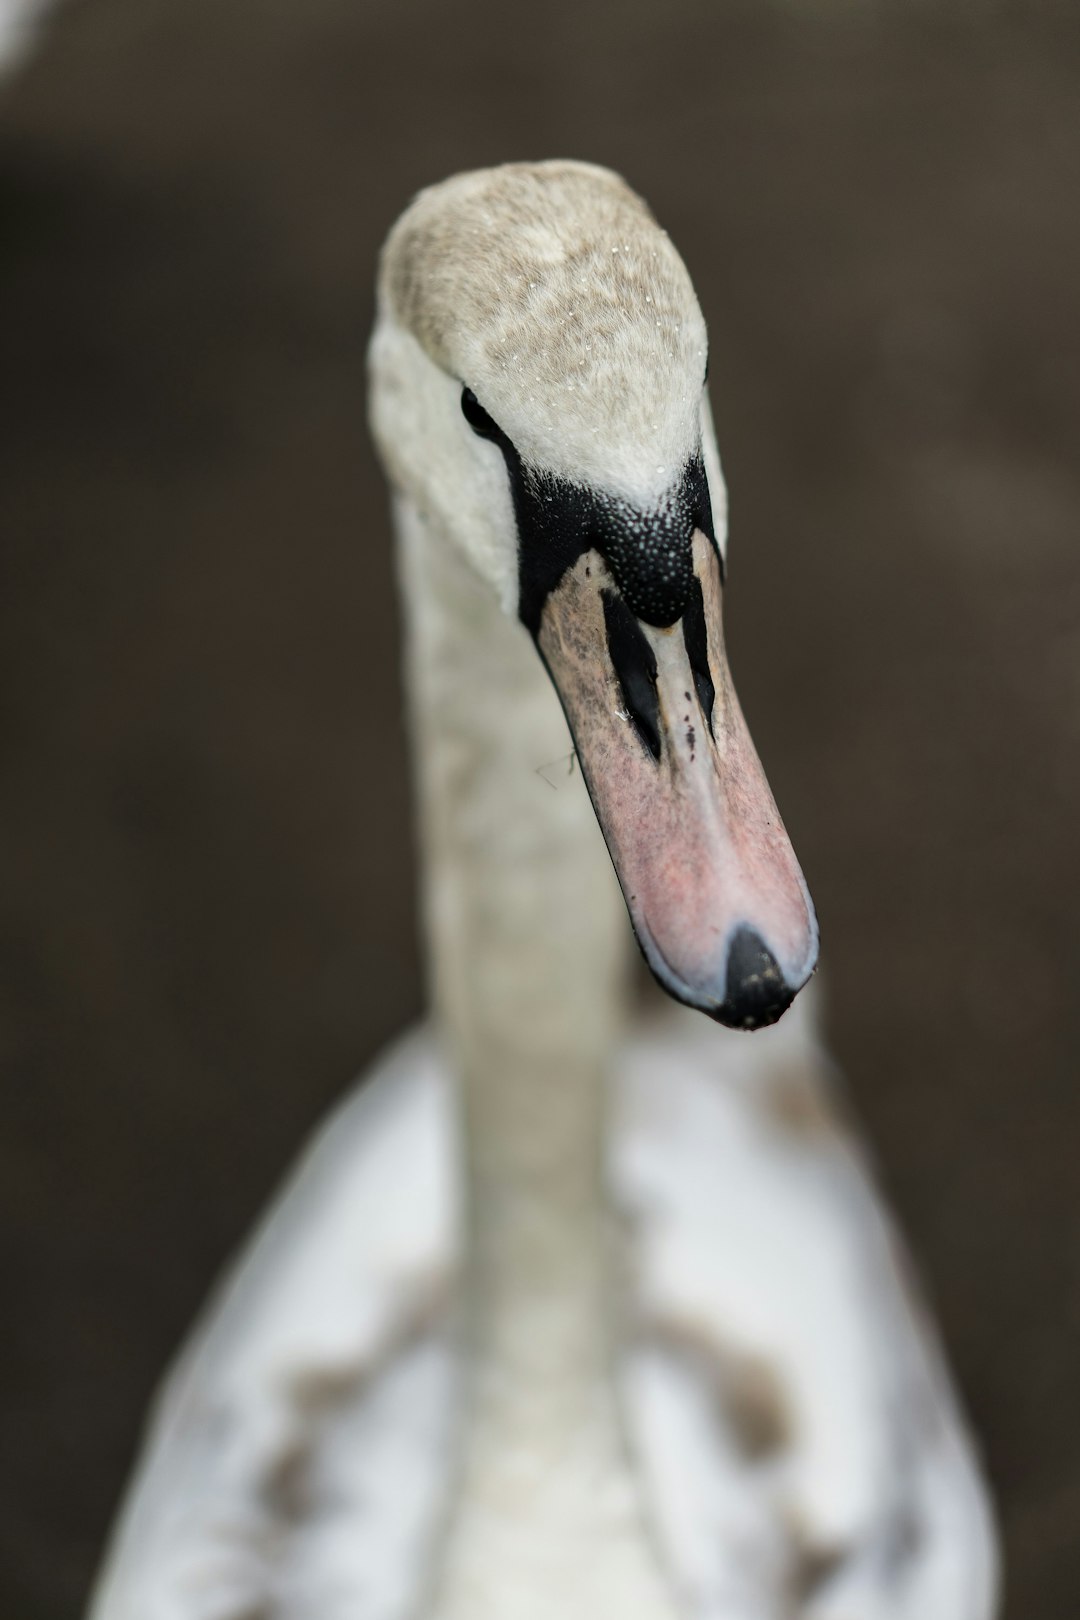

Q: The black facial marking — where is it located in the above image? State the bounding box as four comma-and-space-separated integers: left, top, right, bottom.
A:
511, 468, 602, 635
512, 453, 718, 633
460, 386, 502, 440
681, 574, 717, 737
602, 588, 662, 762
458, 382, 719, 633
684, 453, 723, 584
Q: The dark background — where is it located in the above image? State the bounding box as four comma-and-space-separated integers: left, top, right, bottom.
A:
1, 1, 1078, 1615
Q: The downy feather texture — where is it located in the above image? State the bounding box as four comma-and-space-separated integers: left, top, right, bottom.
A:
87, 163, 998, 1620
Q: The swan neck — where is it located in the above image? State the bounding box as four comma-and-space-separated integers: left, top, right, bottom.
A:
395, 500, 684, 1620
395, 495, 627, 1244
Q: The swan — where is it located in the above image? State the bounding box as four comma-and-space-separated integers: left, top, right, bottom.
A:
86, 160, 998, 1620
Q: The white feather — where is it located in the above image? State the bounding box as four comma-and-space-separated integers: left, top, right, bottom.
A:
88, 163, 998, 1620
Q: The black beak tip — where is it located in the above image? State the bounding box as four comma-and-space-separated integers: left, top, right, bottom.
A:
711, 925, 796, 1031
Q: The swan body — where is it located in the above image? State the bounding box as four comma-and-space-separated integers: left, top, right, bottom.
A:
88, 997, 996, 1620
87, 162, 998, 1620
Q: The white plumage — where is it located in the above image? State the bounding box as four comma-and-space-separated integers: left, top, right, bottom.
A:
88, 162, 998, 1620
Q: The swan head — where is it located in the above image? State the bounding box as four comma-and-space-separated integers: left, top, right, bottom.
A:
369, 161, 818, 1029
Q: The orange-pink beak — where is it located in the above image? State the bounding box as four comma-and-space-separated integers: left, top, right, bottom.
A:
537, 530, 818, 1029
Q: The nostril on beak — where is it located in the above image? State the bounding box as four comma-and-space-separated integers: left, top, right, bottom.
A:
712, 925, 795, 1031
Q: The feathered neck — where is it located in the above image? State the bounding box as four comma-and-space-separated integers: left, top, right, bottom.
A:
396, 491, 627, 1266
395, 496, 678, 1617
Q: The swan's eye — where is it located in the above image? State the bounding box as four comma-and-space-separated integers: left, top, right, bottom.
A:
461, 386, 501, 440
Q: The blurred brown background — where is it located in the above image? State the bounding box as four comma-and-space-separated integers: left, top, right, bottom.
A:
1, 0, 1077, 1615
